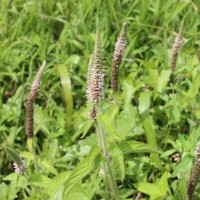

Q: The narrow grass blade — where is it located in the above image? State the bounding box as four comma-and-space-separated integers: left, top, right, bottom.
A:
57, 65, 73, 130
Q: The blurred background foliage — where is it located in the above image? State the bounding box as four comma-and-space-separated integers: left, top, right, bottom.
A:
0, 0, 200, 199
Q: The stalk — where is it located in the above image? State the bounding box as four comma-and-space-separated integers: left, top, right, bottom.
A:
86, 32, 119, 199
95, 117, 120, 200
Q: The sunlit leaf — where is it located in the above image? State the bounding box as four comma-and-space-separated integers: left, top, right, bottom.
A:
134, 171, 170, 200
98, 114, 121, 141
110, 140, 158, 156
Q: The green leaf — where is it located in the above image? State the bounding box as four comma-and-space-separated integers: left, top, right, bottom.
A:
44, 172, 71, 196
3, 173, 19, 181
57, 64, 73, 130
172, 154, 193, 178
110, 140, 158, 156
72, 120, 93, 140
116, 104, 137, 139
114, 154, 125, 182
29, 174, 55, 189
87, 145, 102, 170
39, 159, 58, 175
98, 114, 120, 141
145, 69, 158, 90
62, 159, 90, 199
62, 145, 102, 199
0, 183, 8, 200
138, 91, 152, 114
188, 72, 200, 98
20, 151, 34, 160
5, 147, 23, 167
134, 171, 170, 200
139, 92, 161, 168
122, 80, 135, 107
157, 70, 171, 93
66, 183, 89, 200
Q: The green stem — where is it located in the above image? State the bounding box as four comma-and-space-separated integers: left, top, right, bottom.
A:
95, 120, 120, 200
27, 138, 39, 172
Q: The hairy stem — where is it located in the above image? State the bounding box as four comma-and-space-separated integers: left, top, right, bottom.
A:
95, 116, 120, 200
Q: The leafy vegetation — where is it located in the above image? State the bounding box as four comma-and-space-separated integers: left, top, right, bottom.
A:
1, 0, 200, 199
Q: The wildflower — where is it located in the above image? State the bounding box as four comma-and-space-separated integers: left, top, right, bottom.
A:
111, 22, 127, 91
86, 32, 104, 121
170, 21, 184, 71
13, 160, 26, 175
26, 60, 46, 138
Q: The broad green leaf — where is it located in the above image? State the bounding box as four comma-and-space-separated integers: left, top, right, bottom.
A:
44, 172, 71, 197
66, 183, 89, 200
87, 145, 102, 170
0, 183, 8, 200
3, 173, 19, 181
110, 140, 158, 156
138, 91, 152, 114
20, 151, 34, 160
40, 159, 58, 175
145, 69, 158, 90
98, 114, 120, 141
134, 171, 170, 200
116, 104, 137, 139
172, 154, 193, 178
157, 70, 171, 93
72, 120, 93, 140
122, 80, 135, 107
57, 64, 73, 130
62, 159, 90, 200
114, 154, 125, 182
62, 145, 102, 199
188, 73, 200, 98
29, 174, 55, 189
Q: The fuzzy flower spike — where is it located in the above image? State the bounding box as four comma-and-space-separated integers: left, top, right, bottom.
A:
187, 141, 200, 200
111, 22, 127, 92
86, 32, 104, 121
26, 60, 46, 138
170, 21, 184, 71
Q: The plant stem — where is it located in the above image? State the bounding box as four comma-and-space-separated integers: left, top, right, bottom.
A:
95, 120, 120, 200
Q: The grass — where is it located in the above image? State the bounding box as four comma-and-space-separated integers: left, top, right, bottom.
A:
1, 0, 200, 199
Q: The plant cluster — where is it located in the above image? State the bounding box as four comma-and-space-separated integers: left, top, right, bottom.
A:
1, 1, 200, 200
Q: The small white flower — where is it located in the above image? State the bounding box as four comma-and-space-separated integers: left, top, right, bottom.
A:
13, 160, 26, 175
